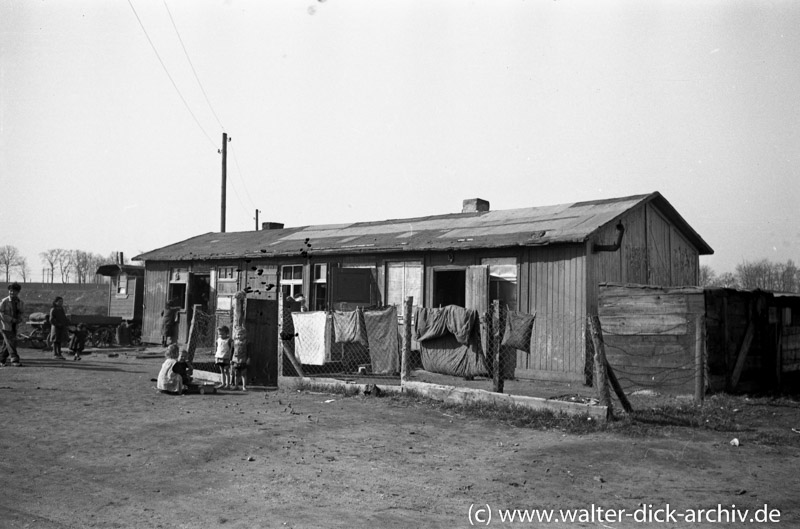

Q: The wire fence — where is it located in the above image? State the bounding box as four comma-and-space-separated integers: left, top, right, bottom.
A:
279, 300, 563, 400
281, 305, 401, 379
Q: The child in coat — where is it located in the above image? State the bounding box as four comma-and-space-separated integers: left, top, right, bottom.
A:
69, 323, 88, 361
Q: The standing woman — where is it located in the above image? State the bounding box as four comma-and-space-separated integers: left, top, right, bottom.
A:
49, 296, 69, 360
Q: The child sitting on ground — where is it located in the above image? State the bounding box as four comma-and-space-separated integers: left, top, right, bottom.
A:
157, 344, 184, 395
214, 325, 234, 389
173, 348, 196, 390
69, 323, 88, 361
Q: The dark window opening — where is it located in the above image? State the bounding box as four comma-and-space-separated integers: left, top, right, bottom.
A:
189, 274, 211, 312
168, 283, 187, 310
433, 269, 466, 308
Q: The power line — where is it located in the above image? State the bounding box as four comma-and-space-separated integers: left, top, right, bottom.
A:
126, 0, 217, 149
228, 143, 257, 210
162, 0, 226, 132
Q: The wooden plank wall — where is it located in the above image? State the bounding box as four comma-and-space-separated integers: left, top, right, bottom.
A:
783, 326, 800, 372
142, 263, 170, 344
598, 283, 704, 396
518, 244, 586, 382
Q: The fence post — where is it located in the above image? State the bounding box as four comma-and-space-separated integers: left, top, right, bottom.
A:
588, 315, 612, 411
492, 300, 504, 394
402, 296, 412, 383
186, 303, 202, 363
695, 314, 705, 404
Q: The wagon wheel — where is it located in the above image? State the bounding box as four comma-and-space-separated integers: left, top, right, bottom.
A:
88, 328, 113, 348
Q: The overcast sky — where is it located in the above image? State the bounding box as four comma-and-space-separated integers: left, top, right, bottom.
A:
2, 0, 798, 281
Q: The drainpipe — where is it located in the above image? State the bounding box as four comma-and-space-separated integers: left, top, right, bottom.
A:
593, 222, 625, 253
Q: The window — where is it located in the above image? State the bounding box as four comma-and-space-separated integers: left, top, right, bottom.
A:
281, 264, 304, 300
483, 258, 518, 310
312, 264, 327, 311
116, 274, 128, 296
216, 266, 239, 312
387, 262, 422, 319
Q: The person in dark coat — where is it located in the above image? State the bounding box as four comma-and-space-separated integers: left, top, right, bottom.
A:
48, 296, 70, 359
160, 301, 180, 347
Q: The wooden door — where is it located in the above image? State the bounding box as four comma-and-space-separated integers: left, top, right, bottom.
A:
245, 298, 279, 386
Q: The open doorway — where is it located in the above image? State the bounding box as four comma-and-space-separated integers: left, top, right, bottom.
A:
189, 273, 211, 313
432, 269, 466, 308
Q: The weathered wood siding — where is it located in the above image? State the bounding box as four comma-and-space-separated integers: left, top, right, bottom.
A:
143, 263, 170, 344
783, 326, 800, 372
107, 276, 143, 321
518, 244, 586, 382
599, 283, 704, 396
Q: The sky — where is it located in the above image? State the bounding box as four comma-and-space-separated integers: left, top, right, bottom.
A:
1, 0, 799, 282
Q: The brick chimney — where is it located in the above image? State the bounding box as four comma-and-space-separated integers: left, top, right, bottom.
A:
462, 198, 490, 213
261, 222, 285, 230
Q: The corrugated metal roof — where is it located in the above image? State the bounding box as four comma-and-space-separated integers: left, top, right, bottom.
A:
133, 192, 713, 262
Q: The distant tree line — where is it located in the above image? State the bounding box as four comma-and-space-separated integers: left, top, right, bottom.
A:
0, 245, 126, 283
701, 259, 800, 293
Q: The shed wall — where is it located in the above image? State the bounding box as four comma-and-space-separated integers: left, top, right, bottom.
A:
143, 263, 170, 344
518, 244, 586, 382
598, 283, 705, 396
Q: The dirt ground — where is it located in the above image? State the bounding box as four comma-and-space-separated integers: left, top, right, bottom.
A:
1, 346, 799, 529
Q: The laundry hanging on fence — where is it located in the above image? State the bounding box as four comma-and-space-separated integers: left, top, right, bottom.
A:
363, 306, 399, 374
414, 305, 477, 345
501, 310, 536, 353
292, 312, 329, 365
333, 307, 368, 345
418, 324, 488, 378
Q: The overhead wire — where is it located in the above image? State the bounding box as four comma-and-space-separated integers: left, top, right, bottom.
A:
162, 0, 258, 220
130, 0, 259, 228
126, 0, 217, 149
162, 0, 226, 132
228, 144, 258, 210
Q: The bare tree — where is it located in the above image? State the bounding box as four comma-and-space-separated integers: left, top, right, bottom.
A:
714, 272, 740, 289
0, 245, 21, 282
72, 250, 93, 284
735, 259, 799, 293
56, 249, 73, 283
699, 265, 716, 287
17, 257, 29, 282
39, 249, 64, 283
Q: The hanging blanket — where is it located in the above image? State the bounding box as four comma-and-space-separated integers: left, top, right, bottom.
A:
292, 312, 329, 366
416, 305, 487, 377
414, 306, 476, 345
363, 306, 399, 374
333, 308, 368, 345
501, 311, 536, 353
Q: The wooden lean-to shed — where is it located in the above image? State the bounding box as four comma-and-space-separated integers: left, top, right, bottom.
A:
134, 191, 712, 385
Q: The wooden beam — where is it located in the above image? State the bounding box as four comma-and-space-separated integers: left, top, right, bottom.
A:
694, 314, 705, 404
730, 319, 755, 391
588, 315, 613, 411
605, 360, 633, 413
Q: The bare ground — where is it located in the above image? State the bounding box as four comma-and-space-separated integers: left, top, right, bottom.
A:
1, 346, 799, 529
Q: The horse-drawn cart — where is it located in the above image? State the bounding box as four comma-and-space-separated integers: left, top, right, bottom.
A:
19, 314, 142, 349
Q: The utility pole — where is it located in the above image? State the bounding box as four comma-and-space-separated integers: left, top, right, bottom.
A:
220, 132, 229, 232
254, 209, 261, 230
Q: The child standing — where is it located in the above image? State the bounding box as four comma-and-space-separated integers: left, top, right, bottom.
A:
48, 297, 69, 360
214, 325, 234, 389
69, 323, 88, 360
230, 339, 248, 391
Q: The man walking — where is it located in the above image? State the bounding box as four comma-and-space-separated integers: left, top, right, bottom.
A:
0, 282, 24, 367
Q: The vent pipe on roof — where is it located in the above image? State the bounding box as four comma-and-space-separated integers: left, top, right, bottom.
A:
462, 198, 490, 213
261, 222, 285, 230
593, 222, 625, 253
